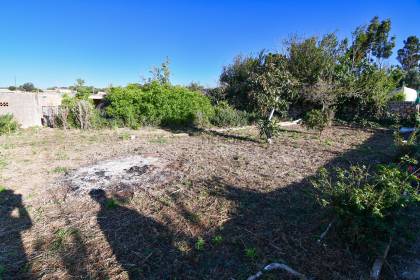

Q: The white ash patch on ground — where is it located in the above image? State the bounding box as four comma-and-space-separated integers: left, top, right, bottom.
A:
61, 155, 175, 195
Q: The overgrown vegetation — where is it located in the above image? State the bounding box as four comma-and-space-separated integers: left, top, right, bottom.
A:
213, 16, 419, 140
303, 109, 330, 138
210, 101, 250, 127
313, 159, 419, 255
105, 82, 214, 128
0, 114, 19, 135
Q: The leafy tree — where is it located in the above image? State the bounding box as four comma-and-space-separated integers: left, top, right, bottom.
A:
405, 69, 420, 89
348, 16, 395, 67
219, 53, 264, 111
19, 82, 37, 92
303, 109, 329, 138
397, 36, 420, 70
7, 86, 16, 91
76, 78, 85, 88
73, 79, 93, 100
287, 34, 345, 86
287, 34, 345, 116
250, 53, 296, 141
186, 82, 206, 94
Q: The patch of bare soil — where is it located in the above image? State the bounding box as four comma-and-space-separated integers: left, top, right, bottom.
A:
1, 125, 409, 280
62, 155, 174, 195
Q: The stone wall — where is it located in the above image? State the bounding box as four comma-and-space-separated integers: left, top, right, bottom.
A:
389, 101, 416, 119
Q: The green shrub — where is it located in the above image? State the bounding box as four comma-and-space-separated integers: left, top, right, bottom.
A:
105, 82, 214, 127
303, 109, 330, 137
313, 162, 420, 254
211, 101, 249, 127
257, 119, 280, 141
390, 91, 405, 102
394, 130, 418, 160
0, 114, 19, 135
58, 95, 103, 129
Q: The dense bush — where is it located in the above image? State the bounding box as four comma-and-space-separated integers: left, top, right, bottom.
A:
313, 162, 419, 254
57, 95, 103, 129
303, 109, 330, 137
105, 82, 214, 127
213, 16, 404, 129
211, 101, 250, 127
0, 114, 19, 135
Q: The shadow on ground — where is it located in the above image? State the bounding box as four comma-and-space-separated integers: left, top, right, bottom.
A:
0, 190, 32, 279
89, 189, 192, 279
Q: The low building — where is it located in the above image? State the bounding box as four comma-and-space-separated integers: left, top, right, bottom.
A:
390, 86, 418, 102
89, 91, 107, 108
0, 90, 72, 128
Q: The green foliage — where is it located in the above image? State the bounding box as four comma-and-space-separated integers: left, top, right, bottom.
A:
219, 54, 263, 111
105, 198, 119, 209
195, 237, 205, 251
313, 163, 420, 253
390, 91, 405, 102
0, 264, 4, 280
0, 114, 19, 135
105, 82, 214, 127
257, 119, 280, 141
148, 58, 171, 85
220, 52, 295, 115
19, 82, 38, 92
0, 186, 5, 193
348, 16, 395, 65
218, 18, 399, 126
58, 95, 102, 129
52, 166, 68, 174
303, 109, 330, 137
244, 247, 258, 259
405, 69, 420, 89
393, 130, 419, 160
397, 36, 420, 71
336, 63, 397, 120
211, 235, 223, 245
211, 101, 250, 127
50, 227, 80, 251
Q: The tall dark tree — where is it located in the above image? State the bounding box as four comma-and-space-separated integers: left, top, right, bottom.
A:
397, 36, 420, 70
19, 82, 36, 92
405, 69, 420, 89
349, 16, 395, 66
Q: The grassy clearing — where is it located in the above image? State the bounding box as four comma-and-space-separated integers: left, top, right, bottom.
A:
0, 125, 410, 279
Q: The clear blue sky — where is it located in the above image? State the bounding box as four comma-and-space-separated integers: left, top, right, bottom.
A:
0, 0, 419, 88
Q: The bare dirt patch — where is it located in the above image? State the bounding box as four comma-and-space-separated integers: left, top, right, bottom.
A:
62, 155, 174, 195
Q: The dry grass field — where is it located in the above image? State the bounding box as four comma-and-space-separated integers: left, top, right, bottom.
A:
1, 125, 415, 279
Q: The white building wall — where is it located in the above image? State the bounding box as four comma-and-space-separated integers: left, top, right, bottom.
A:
0, 91, 64, 128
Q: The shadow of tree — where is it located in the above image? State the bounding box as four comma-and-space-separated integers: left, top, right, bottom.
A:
0, 189, 32, 279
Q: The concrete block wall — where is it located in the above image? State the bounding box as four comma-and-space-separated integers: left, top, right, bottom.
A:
389, 101, 416, 119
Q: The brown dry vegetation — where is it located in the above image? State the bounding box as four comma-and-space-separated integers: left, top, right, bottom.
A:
0, 125, 408, 279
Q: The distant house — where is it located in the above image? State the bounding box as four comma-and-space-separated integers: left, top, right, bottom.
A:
0, 89, 73, 128
390, 86, 418, 102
